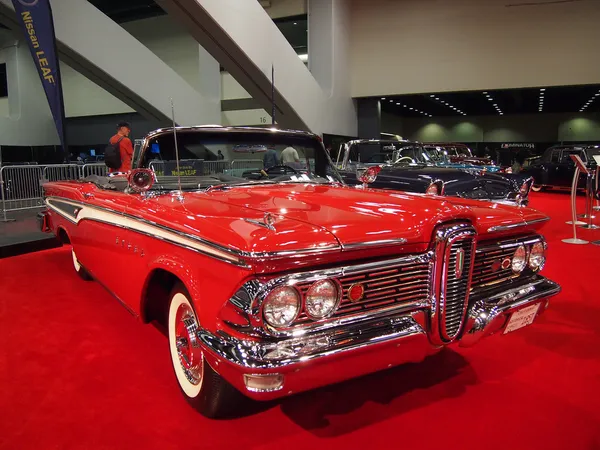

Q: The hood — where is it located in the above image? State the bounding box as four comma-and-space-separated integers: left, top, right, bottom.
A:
126, 182, 548, 269
200, 183, 469, 248
197, 184, 545, 247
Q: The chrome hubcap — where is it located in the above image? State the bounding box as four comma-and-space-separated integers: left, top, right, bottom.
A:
174, 304, 203, 385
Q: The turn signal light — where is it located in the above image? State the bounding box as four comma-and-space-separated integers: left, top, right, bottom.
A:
243, 374, 284, 392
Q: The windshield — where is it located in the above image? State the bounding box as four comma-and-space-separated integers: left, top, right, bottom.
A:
138, 130, 342, 190
424, 146, 448, 162
345, 142, 429, 167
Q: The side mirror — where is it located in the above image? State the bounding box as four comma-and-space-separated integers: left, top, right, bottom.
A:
356, 166, 382, 188
128, 168, 155, 192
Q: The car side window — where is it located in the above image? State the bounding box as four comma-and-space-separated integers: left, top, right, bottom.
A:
561, 150, 585, 164
550, 150, 561, 163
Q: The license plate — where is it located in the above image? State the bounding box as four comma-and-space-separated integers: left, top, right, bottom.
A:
503, 303, 541, 334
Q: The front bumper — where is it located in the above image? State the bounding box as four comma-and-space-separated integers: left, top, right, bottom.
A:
199, 276, 560, 400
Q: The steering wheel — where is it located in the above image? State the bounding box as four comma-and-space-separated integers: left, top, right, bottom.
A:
396, 156, 416, 164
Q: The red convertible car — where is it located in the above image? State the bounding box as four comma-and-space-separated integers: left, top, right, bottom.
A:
39, 126, 560, 418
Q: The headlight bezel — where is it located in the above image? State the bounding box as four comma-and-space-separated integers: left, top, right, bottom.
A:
528, 241, 546, 272
511, 244, 527, 273
304, 279, 342, 320
262, 285, 302, 328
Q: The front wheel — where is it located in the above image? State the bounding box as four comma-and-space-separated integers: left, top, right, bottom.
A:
167, 283, 244, 418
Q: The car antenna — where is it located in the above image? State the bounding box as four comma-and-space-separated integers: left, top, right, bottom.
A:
170, 97, 183, 198
271, 64, 275, 126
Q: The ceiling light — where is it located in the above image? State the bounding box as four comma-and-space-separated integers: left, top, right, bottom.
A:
409, 108, 413, 110
483, 91, 488, 94
396, 102, 400, 105
540, 88, 545, 91
294, 22, 298, 25
381, 97, 386, 100
430, 95, 435, 97
298, 53, 308, 62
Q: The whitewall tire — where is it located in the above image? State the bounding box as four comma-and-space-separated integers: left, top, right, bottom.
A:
531, 185, 543, 192
166, 283, 244, 418
72, 248, 92, 281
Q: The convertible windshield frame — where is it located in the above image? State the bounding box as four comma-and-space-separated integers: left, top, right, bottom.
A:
134, 126, 345, 187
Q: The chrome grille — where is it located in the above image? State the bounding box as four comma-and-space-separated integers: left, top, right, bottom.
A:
471, 235, 542, 290
294, 258, 431, 325
442, 236, 475, 339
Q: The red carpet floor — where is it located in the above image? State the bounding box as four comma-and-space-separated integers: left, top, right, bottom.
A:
1, 191, 600, 450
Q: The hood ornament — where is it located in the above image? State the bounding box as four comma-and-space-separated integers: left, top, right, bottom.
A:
243, 212, 277, 231
356, 166, 382, 188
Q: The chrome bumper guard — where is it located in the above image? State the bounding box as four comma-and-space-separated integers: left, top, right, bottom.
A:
198, 276, 560, 371
459, 276, 561, 347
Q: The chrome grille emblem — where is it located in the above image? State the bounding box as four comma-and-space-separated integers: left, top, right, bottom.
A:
455, 248, 465, 279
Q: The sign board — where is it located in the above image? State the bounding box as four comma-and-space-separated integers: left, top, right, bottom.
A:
570, 154, 589, 175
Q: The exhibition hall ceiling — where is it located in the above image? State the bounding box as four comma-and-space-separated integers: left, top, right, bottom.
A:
379, 85, 600, 118
88, 0, 308, 54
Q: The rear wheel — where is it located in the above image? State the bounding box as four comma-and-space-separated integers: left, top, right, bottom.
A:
167, 283, 243, 418
71, 248, 93, 281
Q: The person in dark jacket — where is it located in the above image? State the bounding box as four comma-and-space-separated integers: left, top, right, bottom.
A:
263, 148, 278, 169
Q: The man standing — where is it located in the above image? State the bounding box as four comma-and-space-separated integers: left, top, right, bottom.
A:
106, 121, 134, 173
281, 145, 300, 164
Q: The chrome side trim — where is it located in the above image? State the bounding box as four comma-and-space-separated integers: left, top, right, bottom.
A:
46, 196, 343, 263
46, 197, 248, 267
487, 217, 550, 233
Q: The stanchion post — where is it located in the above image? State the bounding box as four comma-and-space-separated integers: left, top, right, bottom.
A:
593, 156, 600, 212
563, 154, 589, 244
0, 146, 16, 223
579, 171, 599, 229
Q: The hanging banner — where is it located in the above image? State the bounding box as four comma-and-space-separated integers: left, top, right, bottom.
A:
12, 0, 67, 155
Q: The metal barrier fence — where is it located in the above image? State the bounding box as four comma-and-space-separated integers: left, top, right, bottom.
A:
0, 165, 45, 212
81, 163, 108, 178
0, 159, 268, 215
228, 159, 263, 177
43, 164, 80, 182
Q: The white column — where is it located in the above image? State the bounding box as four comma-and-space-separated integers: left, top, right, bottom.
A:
157, 0, 356, 137
308, 0, 356, 135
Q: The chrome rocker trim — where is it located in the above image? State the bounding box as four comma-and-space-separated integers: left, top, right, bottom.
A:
197, 275, 560, 371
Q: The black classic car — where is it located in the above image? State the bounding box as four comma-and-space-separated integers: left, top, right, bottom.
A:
520, 144, 600, 191
336, 139, 534, 205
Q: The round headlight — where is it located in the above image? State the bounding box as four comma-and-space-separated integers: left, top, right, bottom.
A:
263, 286, 301, 328
528, 242, 546, 271
426, 183, 439, 195
305, 279, 340, 320
512, 245, 527, 273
